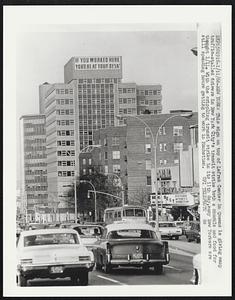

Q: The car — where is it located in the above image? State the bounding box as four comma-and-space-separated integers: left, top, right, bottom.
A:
185, 221, 201, 243
158, 221, 182, 240
191, 253, 201, 284
16, 228, 95, 286
174, 221, 189, 235
70, 224, 104, 251
25, 223, 49, 230
93, 222, 170, 274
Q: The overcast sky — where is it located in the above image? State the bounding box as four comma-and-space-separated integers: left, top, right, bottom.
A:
16, 30, 197, 185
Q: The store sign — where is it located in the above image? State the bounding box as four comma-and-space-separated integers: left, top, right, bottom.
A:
157, 168, 171, 180
75, 56, 121, 70
150, 192, 195, 206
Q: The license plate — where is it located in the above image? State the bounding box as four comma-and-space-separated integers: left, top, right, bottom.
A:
132, 253, 143, 259
50, 266, 63, 273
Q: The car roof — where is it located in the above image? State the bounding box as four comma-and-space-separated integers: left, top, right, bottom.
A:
106, 222, 154, 232
20, 228, 78, 237
72, 224, 103, 228
159, 221, 175, 223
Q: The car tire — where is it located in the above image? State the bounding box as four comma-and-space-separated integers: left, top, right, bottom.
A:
79, 271, 89, 286
187, 236, 192, 242
196, 238, 200, 244
175, 236, 179, 240
18, 274, 28, 287
71, 275, 79, 285
142, 265, 149, 273
154, 264, 163, 275
194, 268, 199, 285
96, 262, 102, 271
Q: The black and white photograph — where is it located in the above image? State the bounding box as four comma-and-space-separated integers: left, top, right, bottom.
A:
3, 5, 231, 297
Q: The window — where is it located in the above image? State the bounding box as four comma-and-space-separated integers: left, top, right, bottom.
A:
164, 159, 167, 165
159, 144, 163, 152
145, 127, 151, 138
145, 160, 151, 170
104, 138, 107, 146
174, 143, 183, 152
82, 158, 86, 165
88, 169, 92, 175
112, 137, 119, 146
147, 176, 151, 186
145, 144, 151, 153
163, 144, 167, 151
159, 126, 166, 135
160, 160, 163, 165
173, 126, 183, 136
113, 164, 120, 173
112, 151, 120, 159
104, 165, 108, 175
88, 158, 92, 165
104, 152, 108, 160
83, 169, 86, 175
174, 159, 179, 164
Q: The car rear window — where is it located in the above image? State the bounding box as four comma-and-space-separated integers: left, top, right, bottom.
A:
159, 223, 176, 228
24, 233, 79, 247
108, 229, 157, 239
73, 226, 103, 237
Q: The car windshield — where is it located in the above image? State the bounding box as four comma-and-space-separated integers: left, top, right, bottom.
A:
73, 226, 102, 237
159, 223, 176, 228
24, 233, 79, 247
108, 229, 157, 239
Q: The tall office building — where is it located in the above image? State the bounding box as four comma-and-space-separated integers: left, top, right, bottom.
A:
19, 114, 48, 221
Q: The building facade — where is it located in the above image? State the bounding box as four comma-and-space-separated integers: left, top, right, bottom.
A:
92, 111, 198, 204
39, 56, 163, 210
19, 114, 48, 221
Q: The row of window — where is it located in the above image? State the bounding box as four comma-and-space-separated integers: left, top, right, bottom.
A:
27, 194, 48, 199
81, 168, 93, 175
57, 120, 74, 126
25, 162, 47, 168
78, 83, 114, 89
137, 90, 161, 96
77, 78, 120, 84
145, 126, 183, 137
56, 99, 74, 105
145, 159, 178, 169
119, 98, 136, 104
78, 96, 114, 102
145, 143, 183, 153
56, 109, 74, 115
102, 150, 120, 160
57, 130, 74, 136
139, 99, 161, 106
57, 140, 75, 146
104, 164, 120, 174
56, 89, 73, 95
58, 160, 75, 166
58, 171, 75, 177
119, 108, 137, 115
25, 170, 47, 175
82, 158, 92, 165
57, 150, 75, 156
118, 88, 135, 94
26, 186, 47, 191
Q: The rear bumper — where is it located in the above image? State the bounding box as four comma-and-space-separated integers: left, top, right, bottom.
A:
161, 233, 182, 237
109, 254, 169, 266
18, 262, 94, 279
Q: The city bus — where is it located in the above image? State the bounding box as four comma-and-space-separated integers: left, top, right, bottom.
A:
103, 205, 147, 225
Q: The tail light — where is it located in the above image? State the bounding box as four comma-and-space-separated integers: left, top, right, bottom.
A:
20, 258, 33, 264
78, 256, 90, 261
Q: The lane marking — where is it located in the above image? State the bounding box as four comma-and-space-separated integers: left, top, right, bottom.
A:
96, 275, 127, 285
164, 265, 182, 271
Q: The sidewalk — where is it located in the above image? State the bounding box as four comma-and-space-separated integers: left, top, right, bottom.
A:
168, 239, 201, 255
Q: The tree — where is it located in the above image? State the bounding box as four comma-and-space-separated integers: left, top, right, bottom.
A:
128, 187, 150, 207
67, 169, 122, 221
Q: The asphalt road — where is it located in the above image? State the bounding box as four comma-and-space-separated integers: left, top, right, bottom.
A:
27, 236, 198, 286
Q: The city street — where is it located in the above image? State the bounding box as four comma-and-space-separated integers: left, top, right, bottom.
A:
26, 236, 200, 286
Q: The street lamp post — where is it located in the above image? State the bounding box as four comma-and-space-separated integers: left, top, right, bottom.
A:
80, 180, 97, 222
106, 172, 125, 206
116, 113, 192, 231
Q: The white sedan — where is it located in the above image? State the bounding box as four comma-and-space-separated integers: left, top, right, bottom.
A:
16, 228, 94, 286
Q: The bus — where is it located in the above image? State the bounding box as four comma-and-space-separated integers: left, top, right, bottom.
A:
103, 205, 147, 225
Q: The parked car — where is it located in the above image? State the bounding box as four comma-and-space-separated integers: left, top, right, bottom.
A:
159, 221, 182, 240
16, 228, 94, 286
185, 221, 201, 243
93, 222, 170, 274
191, 253, 201, 284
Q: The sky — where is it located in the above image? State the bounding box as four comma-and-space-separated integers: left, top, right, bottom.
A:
16, 30, 197, 185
